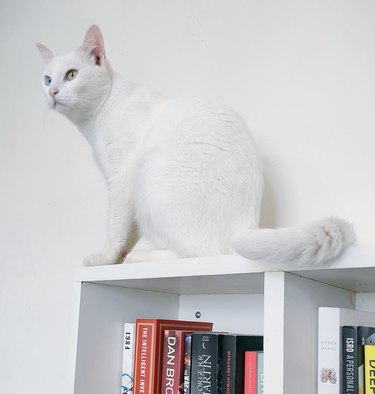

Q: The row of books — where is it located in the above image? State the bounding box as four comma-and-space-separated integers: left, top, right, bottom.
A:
317, 307, 375, 394
342, 325, 375, 393
121, 318, 264, 394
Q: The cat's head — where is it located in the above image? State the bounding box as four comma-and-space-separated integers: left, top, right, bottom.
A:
37, 25, 112, 122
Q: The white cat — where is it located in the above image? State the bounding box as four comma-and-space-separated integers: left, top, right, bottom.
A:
37, 25, 354, 266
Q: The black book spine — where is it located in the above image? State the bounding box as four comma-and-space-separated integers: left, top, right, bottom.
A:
222, 335, 236, 394
341, 326, 358, 394
190, 333, 218, 394
217, 334, 224, 394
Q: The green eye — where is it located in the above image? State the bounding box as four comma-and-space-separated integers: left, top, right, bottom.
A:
44, 75, 52, 86
66, 69, 78, 81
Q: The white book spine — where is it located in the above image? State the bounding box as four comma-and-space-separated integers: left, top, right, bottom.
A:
317, 307, 375, 394
121, 322, 135, 394
317, 308, 341, 394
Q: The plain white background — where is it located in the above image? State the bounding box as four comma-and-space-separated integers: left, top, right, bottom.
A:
1, 0, 374, 393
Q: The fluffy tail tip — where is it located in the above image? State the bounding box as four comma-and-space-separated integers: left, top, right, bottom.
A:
232, 217, 355, 265
326, 217, 356, 246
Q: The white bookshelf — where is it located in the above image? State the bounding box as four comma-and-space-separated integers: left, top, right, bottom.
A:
69, 243, 375, 394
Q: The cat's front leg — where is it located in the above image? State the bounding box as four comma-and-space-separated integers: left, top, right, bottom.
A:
84, 173, 134, 266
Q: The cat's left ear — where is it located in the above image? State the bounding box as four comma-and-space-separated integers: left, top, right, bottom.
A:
81, 25, 105, 66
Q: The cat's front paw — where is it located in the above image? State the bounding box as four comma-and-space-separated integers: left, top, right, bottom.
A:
124, 252, 140, 264
83, 253, 120, 266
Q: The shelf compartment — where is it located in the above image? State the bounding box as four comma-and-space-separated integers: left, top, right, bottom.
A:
72, 282, 265, 393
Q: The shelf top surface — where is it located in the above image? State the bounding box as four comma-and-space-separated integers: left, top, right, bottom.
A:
75, 244, 375, 294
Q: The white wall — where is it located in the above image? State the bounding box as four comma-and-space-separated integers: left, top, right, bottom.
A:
1, 1, 374, 393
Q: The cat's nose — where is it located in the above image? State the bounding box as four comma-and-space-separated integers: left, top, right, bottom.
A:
49, 87, 59, 98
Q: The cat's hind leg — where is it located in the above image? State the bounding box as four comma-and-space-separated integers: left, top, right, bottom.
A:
125, 237, 180, 263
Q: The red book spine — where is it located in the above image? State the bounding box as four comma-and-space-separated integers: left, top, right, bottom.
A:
133, 321, 156, 394
244, 351, 258, 394
133, 319, 213, 394
161, 330, 188, 393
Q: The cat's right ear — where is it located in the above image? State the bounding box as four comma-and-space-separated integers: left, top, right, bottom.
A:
36, 43, 55, 64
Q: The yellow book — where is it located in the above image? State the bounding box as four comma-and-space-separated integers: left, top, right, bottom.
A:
365, 344, 375, 393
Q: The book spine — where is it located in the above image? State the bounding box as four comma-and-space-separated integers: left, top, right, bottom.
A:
161, 330, 177, 393
256, 352, 264, 394
121, 323, 135, 394
222, 335, 235, 394
358, 326, 375, 394
244, 351, 257, 394
183, 334, 192, 394
317, 308, 340, 394
365, 344, 375, 394
133, 321, 156, 394
217, 334, 224, 394
341, 326, 358, 394
161, 330, 186, 394
190, 333, 218, 394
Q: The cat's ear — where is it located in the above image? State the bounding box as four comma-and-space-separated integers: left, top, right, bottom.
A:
36, 43, 55, 64
80, 25, 105, 66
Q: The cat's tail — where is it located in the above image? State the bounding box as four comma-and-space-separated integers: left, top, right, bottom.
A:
231, 217, 355, 265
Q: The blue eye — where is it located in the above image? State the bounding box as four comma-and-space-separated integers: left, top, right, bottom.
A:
44, 76, 52, 86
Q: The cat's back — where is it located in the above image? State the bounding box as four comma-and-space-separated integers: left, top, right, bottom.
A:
138, 94, 262, 200
146, 95, 259, 158
104, 78, 254, 155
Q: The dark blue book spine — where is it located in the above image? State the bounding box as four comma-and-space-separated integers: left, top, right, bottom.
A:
341, 326, 358, 394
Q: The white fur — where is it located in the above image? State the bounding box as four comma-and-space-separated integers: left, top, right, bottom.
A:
37, 25, 354, 266
232, 217, 355, 265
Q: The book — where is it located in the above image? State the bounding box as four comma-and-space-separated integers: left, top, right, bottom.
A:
257, 352, 264, 394
365, 344, 375, 393
340, 325, 375, 394
121, 322, 135, 394
341, 326, 358, 394
358, 326, 375, 394
222, 334, 263, 393
244, 351, 258, 394
183, 334, 192, 394
190, 332, 224, 394
318, 307, 375, 394
161, 330, 191, 394
133, 319, 213, 394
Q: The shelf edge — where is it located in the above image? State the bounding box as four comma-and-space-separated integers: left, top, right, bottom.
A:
74, 243, 375, 283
